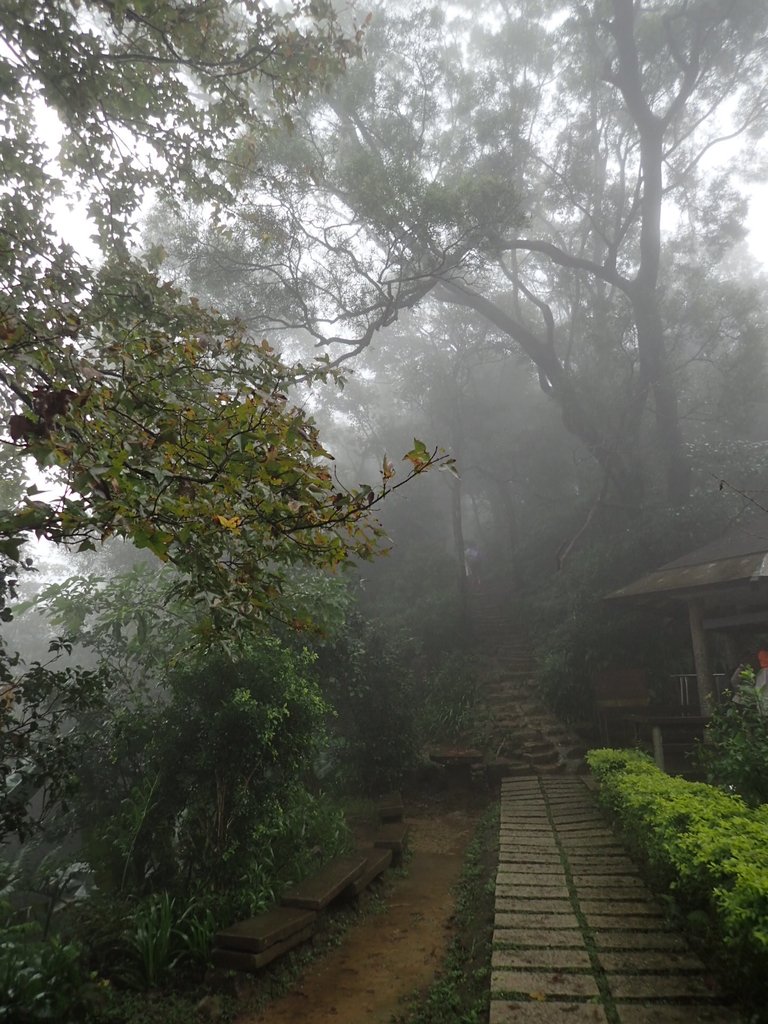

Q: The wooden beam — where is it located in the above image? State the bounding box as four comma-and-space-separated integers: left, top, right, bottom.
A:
702, 609, 768, 630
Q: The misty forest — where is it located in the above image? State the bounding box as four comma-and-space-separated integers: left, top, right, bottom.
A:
4, 1, 768, 1022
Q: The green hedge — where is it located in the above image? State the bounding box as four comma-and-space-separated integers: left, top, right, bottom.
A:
587, 748, 768, 999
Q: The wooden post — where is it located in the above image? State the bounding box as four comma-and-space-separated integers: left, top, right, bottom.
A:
688, 601, 716, 714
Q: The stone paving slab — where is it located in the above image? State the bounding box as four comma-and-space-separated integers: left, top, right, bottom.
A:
501, 820, 551, 827
496, 884, 570, 899
564, 860, 638, 873
500, 823, 556, 832
571, 874, 646, 887
500, 838, 560, 848
579, 899, 661, 915
498, 867, 567, 881
582, 884, 657, 901
592, 930, 687, 951
501, 827, 553, 834
608, 973, 721, 998
493, 775, 742, 1023
615, 1006, 739, 1024
501, 824, 553, 832
597, 949, 705, 971
548, 795, 600, 802
559, 839, 624, 850
492, 970, 600, 998
566, 851, 635, 862
496, 898, 574, 913
490, 1001, 608, 1023
499, 853, 562, 865
556, 821, 608, 831
496, 911, 581, 929
584, 913, 667, 930
493, 927, 584, 948
559, 833, 616, 842
503, 835, 561, 847
560, 838, 620, 848
499, 835, 561, 843
493, 948, 592, 970
550, 820, 605, 828
501, 847, 561, 864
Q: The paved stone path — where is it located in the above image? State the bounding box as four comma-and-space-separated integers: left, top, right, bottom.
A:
492, 775, 742, 1024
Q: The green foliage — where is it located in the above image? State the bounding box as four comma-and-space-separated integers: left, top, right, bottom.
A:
118, 892, 180, 991
117, 893, 215, 990
78, 640, 335, 898
529, 502, 737, 723
0, 652, 110, 844
587, 748, 768, 1002
316, 616, 420, 794
0, 0, 454, 635
0, 887, 89, 1024
697, 683, 768, 806
22, 565, 195, 687
418, 654, 477, 745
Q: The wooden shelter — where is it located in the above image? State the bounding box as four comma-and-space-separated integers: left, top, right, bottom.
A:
607, 522, 768, 714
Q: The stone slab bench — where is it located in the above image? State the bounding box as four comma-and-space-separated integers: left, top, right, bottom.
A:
346, 846, 393, 897
378, 791, 404, 822
281, 854, 367, 911
211, 923, 315, 973
214, 905, 316, 954
374, 821, 409, 858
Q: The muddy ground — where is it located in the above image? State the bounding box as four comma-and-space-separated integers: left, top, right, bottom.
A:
235, 789, 486, 1024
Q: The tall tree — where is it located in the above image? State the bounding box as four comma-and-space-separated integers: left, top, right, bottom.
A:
162, 0, 768, 507
0, 1, 454, 631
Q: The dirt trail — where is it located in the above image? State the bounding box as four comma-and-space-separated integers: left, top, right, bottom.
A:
235, 800, 481, 1024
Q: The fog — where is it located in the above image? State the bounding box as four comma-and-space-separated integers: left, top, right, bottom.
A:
2, 1, 768, 1016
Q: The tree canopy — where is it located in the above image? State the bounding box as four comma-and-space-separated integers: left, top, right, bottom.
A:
161, 0, 768, 509
0, 0, 454, 631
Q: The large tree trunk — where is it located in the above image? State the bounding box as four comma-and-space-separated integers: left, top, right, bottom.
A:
631, 291, 691, 504
610, 0, 692, 504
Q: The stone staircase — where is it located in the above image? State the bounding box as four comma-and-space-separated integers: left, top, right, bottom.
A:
469, 583, 587, 777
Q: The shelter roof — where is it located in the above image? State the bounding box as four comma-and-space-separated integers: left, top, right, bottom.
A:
607, 522, 768, 601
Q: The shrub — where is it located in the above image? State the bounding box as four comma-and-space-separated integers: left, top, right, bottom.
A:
0, 905, 89, 1023
316, 615, 420, 793
418, 653, 477, 745
696, 684, 768, 806
587, 748, 768, 1002
78, 639, 340, 903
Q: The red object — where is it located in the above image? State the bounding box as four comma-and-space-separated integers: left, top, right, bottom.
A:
758, 649, 768, 669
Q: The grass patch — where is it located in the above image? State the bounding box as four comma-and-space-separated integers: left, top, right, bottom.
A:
393, 803, 499, 1024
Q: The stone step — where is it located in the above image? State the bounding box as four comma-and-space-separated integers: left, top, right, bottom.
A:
211, 922, 315, 972
523, 741, 557, 757
525, 748, 560, 766
215, 906, 316, 954
281, 854, 367, 911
